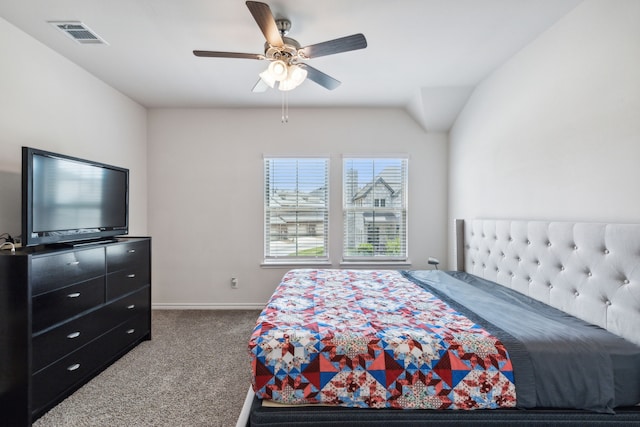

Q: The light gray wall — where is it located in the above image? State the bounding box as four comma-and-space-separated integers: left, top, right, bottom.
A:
147, 108, 448, 307
448, 0, 640, 267
0, 17, 148, 240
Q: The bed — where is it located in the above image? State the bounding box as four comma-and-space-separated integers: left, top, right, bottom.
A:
239, 219, 640, 426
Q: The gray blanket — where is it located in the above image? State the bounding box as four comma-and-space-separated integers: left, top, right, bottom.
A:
403, 270, 640, 413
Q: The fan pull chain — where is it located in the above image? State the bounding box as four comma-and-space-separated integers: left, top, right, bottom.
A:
281, 91, 289, 123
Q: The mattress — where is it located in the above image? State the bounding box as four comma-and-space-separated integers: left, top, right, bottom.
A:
249, 269, 517, 410
406, 269, 640, 413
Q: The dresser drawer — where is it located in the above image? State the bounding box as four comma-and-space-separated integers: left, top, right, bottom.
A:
106, 286, 150, 326
32, 306, 109, 373
106, 240, 149, 273
31, 314, 150, 412
106, 264, 149, 300
108, 313, 150, 351
32, 248, 105, 295
32, 277, 105, 333
31, 336, 108, 412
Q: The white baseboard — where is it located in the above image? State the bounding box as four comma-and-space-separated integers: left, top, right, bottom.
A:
152, 303, 264, 310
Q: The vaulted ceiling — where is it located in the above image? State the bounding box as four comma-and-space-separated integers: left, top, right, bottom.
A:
0, 0, 582, 130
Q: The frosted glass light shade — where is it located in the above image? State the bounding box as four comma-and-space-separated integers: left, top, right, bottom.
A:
258, 62, 308, 92
268, 60, 288, 81
289, 65, 307, 85
258, 69, 276, 88
279, 65, 308, 91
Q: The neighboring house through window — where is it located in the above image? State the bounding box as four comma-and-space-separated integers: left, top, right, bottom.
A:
264, 157, 329, 262
343, 157, 408, 261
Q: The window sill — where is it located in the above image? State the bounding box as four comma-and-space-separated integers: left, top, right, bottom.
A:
261, 260, 413, 269
261, 260, 333, 269
339, 260, 412, 268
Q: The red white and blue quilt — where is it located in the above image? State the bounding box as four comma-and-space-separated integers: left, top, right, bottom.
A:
249, 269, 516, 409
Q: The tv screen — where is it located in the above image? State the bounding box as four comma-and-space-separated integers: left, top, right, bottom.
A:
22, 147, 129, 247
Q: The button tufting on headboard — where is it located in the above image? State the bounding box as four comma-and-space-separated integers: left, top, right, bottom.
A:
459, 219, 640, 347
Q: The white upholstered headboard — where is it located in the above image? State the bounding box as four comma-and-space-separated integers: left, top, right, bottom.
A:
455, 219, 640, 346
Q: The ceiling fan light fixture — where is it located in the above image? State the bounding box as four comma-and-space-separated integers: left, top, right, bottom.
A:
278, 79, 295, 91
268, 60, 288, 81
258, 69, 276, 88
278, 64, 307, 91
289, 65, 307, 85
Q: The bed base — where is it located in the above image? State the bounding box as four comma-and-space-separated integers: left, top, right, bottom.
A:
247, 395, 640, 426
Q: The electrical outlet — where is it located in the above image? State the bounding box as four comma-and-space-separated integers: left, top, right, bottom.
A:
231, 277, 238, 289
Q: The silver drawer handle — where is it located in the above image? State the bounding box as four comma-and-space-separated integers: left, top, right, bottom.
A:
67, 363, 80, 371
67, 331, 81, 339
127, 304, 135, 309
127, 274, 136, 278
67, 261, 80, 266
67, 292, 81, 298
126, 328, 135, 334
127, 249, 136, 253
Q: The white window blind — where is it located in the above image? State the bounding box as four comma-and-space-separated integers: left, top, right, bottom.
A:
343, 157, 408, 261
264, 157, 329, 262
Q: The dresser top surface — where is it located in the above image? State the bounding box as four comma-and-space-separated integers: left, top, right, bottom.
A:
0, 237, 150, 258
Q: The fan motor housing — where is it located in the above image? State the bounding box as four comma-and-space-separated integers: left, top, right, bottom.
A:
264, 36, 300, 61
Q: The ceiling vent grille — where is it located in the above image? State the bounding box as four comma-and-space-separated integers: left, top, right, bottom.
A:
48, 21, 108, 45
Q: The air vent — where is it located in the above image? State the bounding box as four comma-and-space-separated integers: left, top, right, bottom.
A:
48, 21, 108, 45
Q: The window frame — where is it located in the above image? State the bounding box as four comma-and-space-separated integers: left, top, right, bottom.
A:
263, 156, 330, 265
342, 156, 409, 263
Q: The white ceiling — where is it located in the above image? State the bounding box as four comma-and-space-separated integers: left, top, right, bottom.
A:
0, 0, 582, 130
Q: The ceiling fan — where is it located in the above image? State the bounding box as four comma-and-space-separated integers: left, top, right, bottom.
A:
193, 1, 367, 92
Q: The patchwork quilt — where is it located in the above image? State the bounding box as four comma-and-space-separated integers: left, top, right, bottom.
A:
249, 269, 516, 409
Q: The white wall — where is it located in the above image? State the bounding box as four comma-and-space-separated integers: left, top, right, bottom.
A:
0, 17, 148, 239
449, 0, 640, 266
148, 108, 448, 307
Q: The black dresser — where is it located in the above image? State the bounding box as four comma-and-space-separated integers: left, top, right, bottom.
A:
0, 237, 151, 426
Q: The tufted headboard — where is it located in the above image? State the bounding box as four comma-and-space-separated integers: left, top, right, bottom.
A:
455, 219, 640, 346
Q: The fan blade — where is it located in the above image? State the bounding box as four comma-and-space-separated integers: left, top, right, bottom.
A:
252, 78, 270, 92
193, 50, 264, 60
299, 64, 341, 90
246, 1, 283, 47
299, 33, 367, 59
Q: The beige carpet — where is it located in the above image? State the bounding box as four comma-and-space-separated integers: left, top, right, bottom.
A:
34, 310, 261, 427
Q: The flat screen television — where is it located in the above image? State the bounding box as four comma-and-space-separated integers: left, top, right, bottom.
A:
22, 147, 129, 247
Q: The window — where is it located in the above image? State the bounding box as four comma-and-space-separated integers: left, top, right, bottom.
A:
264, 157, 329, 262
343, 157, 408, 261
